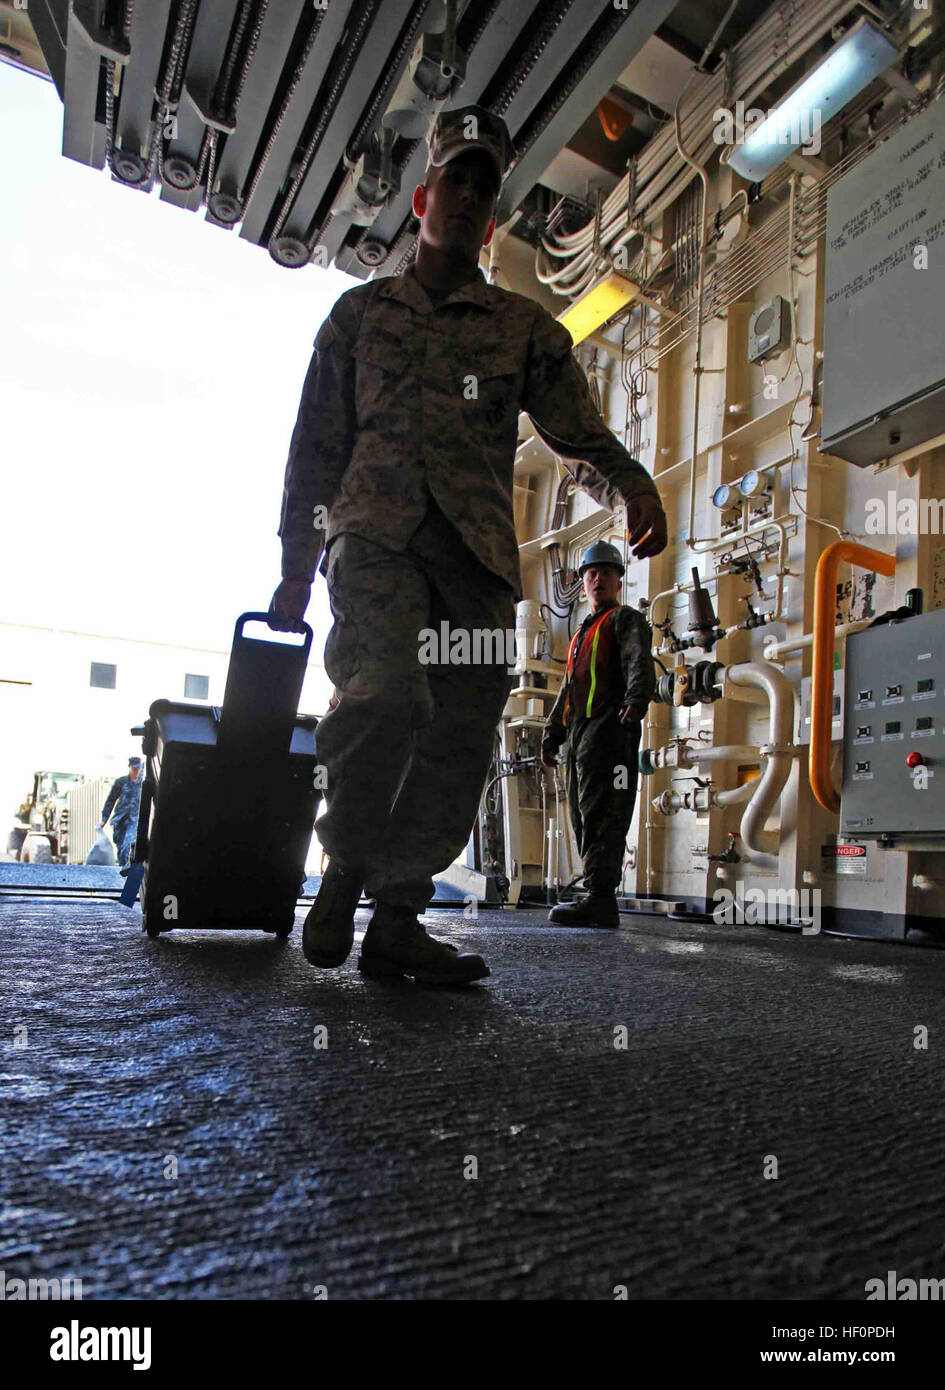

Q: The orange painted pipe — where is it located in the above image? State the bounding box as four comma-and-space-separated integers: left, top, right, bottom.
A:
810, 541, 895, 813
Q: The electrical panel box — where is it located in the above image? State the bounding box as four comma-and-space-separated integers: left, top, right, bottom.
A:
748, 295, 790, 363
840, 608, 945, 843
821, 98, 945, 467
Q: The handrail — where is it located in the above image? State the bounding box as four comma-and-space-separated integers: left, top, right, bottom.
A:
810, 541, 895, 812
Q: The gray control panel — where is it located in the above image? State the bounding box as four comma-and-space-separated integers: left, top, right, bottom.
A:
841, 608, 945, 842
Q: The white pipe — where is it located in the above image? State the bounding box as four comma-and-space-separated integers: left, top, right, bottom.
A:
650, 741, 761, 769
722, 662, 796, 870
553, 774, 572, 884
654, 778, 759, 813
763, 618, 872, 661
715, 780, 758, 808
674, 83, 712, 556
687, 744, 761, 763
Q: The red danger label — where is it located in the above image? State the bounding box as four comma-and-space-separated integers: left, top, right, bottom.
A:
821, 844, 866, 857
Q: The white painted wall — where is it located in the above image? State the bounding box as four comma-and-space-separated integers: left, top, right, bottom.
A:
0, 622, 332, 865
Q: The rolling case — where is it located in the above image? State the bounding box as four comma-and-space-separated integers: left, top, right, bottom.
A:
130, 612, 320, 938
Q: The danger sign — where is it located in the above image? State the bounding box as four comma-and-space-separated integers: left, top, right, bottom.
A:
821, 843, 867, 873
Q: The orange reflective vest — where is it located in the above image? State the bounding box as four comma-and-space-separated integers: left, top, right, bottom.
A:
562, 607, 617, 726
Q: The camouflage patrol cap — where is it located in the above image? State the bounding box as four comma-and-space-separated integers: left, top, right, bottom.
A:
426, 105, 513, 189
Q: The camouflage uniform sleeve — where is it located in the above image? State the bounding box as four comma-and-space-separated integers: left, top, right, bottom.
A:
614, 607, 656, 717
521, 307, 662, 512
278, 292, 359, 583
101, 778, 122, 823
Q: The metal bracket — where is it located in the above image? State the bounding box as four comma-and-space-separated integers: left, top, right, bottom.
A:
591, 188, 603, 262
722, 48, 734, 111
72, 0, 131, 61
183, 82, 238, 135
626, 156, 637, 229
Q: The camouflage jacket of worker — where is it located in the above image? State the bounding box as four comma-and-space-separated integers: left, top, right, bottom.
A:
278, 264, 663, 600
542, 602, 656, 755
101, 775, 143, 824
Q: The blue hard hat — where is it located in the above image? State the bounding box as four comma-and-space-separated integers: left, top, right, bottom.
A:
578, 540, 624, 577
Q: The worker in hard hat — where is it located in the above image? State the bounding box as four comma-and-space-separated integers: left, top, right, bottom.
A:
541, 541, 655, 928
270, 105, 667, 985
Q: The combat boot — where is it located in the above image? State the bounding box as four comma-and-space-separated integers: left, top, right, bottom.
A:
359, 905, 490, 985
302, 861, 364, 967
548, 892, 620, 928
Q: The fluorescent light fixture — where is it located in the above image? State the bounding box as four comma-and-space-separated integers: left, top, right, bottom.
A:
557, 272, 639, 344
725, 18, 898, 182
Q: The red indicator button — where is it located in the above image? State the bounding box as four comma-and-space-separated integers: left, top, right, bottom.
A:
906, 751, 924, 768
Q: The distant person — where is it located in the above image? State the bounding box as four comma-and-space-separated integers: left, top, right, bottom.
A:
101, 757, 144, 875
541, 542, 656, 927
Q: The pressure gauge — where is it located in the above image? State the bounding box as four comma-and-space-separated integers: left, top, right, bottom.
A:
712, 483, 734, 511
738, 468, 766, 499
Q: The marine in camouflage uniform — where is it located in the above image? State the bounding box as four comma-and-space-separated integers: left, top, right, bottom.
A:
541, 543, 655, 928
101, 757, 144, 869
272, 106, 666, 982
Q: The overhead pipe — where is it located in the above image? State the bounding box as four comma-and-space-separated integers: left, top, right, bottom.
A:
810, 541, 895, 813
536, 0, 862, 295
671, 79, 713, 557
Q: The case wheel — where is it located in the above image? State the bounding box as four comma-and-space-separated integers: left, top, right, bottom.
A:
140, 865, 160, 937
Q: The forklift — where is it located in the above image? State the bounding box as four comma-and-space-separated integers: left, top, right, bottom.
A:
7, 771, 85, 863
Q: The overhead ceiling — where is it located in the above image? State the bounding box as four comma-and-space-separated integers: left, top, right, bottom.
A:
3, 0, 779, 280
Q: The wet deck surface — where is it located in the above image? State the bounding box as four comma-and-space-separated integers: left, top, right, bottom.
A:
3, 877, 945, 1300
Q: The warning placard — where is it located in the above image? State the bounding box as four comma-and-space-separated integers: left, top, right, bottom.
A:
821, 843, 868, 874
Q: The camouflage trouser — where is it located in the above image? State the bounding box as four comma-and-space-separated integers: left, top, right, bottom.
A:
564, 709, 641, 895
110, 817, 136, 868
314, 501, 515, 914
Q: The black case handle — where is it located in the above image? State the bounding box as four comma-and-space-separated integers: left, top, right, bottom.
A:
216, 611, 314, 761
241, 608, 313, 657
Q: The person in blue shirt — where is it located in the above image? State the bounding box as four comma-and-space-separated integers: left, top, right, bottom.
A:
101, 757, 144, 873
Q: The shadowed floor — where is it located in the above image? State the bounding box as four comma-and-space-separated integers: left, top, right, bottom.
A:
2, 886, 945, 1299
